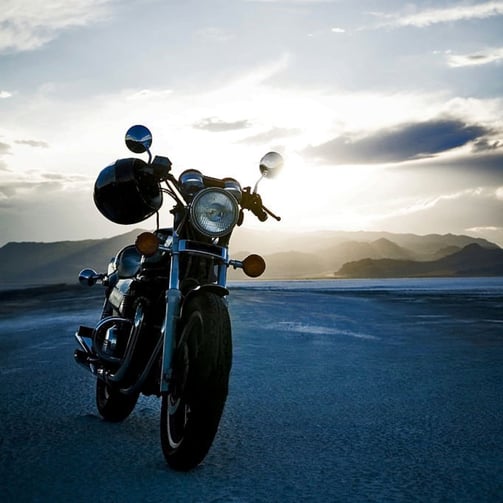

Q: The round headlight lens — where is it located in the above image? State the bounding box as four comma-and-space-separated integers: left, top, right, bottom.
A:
190, 188, 239, 237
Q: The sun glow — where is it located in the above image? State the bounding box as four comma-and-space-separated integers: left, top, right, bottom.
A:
249, 153, 383, 232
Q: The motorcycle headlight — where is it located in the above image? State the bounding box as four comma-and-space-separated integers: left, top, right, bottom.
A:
190, 188, 239, 237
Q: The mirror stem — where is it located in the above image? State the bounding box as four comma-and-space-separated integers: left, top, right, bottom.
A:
253, 175, 264, 194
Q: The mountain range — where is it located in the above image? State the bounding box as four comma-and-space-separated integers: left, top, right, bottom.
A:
0, 228, 502, 289
336, 243, 503, 278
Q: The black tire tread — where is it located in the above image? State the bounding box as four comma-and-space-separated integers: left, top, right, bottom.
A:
161, 291, 232, 470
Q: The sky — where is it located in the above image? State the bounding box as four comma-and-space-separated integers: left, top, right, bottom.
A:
1, 0, 502, 247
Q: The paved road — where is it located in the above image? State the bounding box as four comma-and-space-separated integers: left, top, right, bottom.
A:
1, 284, 502, 502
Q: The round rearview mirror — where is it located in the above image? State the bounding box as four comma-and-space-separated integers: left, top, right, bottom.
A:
125, 125, 153, 154
78, 268, 101, 287
259, 151, 283, 179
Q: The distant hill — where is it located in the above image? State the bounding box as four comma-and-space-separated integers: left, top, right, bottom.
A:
0, 229, 501, 289
318, 238, 414, 273
230, 228, 498, 257
336, 243, 503, 278
0, 230, 143, 289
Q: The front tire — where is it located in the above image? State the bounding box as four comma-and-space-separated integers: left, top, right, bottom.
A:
160, 292, 232, 471
96, 379, 139, 422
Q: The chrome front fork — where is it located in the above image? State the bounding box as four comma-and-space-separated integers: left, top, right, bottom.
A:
159, 232, 230, 393
160, 233, 181, 393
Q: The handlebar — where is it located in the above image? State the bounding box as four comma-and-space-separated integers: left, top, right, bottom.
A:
156, 165, 280, 224
262, 204, 281, 222
240, 188, 281, 222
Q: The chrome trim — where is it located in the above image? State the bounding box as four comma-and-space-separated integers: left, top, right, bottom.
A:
178, 239, 227, 262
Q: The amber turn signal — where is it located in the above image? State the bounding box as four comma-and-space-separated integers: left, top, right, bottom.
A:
242, 254, 266, 278
135, 232, 159, 257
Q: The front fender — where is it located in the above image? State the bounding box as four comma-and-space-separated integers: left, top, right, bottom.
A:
181, 284, 229, 316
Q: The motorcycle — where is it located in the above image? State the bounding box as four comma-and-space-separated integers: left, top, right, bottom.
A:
74, 124, 283, 471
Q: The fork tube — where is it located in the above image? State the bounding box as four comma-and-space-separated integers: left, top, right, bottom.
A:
160, 232, 182, 393
218, 247, 229, 285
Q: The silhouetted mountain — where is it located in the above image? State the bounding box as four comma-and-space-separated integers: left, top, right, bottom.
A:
337, 244, 503, 278
230, 228, 498, 257
0, 230, 143, 288
431, 245, 462, 260
320, 238, 414, 273
0, 230, 501, 288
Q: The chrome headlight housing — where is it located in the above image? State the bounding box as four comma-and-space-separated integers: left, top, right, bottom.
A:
190, 188, 239, 237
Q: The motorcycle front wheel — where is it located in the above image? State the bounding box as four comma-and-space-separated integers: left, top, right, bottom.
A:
160, 291, 232, 471
96, 379, 139, 422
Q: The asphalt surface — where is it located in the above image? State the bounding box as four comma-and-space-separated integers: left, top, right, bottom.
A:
1, 282, 502, 502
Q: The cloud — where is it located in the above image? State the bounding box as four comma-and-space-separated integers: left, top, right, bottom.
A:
0, 142, 11, 155
0, 91, 13, 99
126, 89, 173, 101
373, 1, 503, 28
193, 117, 252, 132
303, 119, 491, 165
472, 138, 502, 152
0, 179, 61, 205
0, 142, 10, 171
245, 0, 338, 3
411, 151, 503, 178
0, 0, 113, 53
463, 151, 503, 176
240, 127, 300, 144
15, 139, 50, 148
196, 27, 234, 43
446, 47, 503, 67
467, 225, 502, 232
362, 183, 503, 240
0, 178, 96, 244
0, 170, 89, 202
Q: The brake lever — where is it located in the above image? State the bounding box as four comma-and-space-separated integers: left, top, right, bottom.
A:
263, 205, 281, 221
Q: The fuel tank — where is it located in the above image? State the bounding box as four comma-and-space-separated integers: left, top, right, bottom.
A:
108, 278, 135, 316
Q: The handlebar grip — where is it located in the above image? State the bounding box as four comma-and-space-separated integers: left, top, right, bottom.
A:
254, 208, 268, 222
241, 190, 268, 221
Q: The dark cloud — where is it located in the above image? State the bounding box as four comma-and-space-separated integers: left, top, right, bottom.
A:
15, 139, 49, 148
303, 119, 490, 165
239, 127, 300, 145
452, 151, 503, 174
193, 117, 251, 132
394, 151, 503, 180
467, 54, 488, 62
472, 138, 501, 153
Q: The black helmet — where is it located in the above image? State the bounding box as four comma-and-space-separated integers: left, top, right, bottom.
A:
93, 158, 163, 224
